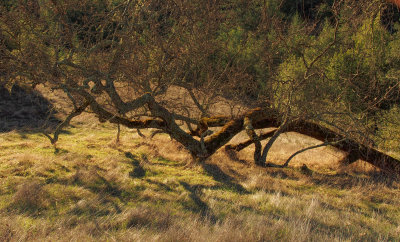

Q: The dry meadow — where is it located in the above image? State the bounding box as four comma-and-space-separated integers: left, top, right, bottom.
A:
0, 114, 399, 241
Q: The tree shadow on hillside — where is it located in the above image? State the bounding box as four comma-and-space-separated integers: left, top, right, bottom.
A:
0, 85, 60, 133
125, 152, 146, 178
309, 169, 399, 189
262, 164, 399, 189
179, 181, 217, 223
201, 163, 249, 194
223, 148, 248, 164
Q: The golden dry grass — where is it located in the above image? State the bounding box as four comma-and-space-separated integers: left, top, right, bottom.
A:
0, 119, 399, 241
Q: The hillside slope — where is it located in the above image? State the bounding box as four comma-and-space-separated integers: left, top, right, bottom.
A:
0, 117, 399, 241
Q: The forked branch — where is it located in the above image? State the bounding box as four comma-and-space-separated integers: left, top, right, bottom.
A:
43, 101, 89, 146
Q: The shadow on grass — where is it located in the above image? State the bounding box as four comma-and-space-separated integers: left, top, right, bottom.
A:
261, 165, 399, 189
72, 168, 123, 199
224, 148, 248, 164
201, 163, 249, 194
309, 169, 399, 189
0, 85, 61, 133
125, 152, 146, 178
146, 179, 173, 191
179, 181, 217, 223
54, 148, 69, 155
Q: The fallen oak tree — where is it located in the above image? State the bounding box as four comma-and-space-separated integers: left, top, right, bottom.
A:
3, 0, 400, 177
226, 119, 400, 175
44, 88, 400, 176
195, 108, 400, 175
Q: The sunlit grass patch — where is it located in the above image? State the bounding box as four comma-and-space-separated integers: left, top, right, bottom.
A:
0, 122, 399, 241
10, 180, 49, 213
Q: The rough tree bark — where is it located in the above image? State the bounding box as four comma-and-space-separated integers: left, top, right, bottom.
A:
222, 110, 400, 175
4, 0, 400, 176
41, 81, 400, 175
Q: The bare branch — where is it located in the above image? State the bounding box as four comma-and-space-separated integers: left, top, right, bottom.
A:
268, 139, 346, 168
243, 117, 262, 165
43, 101, 89, 146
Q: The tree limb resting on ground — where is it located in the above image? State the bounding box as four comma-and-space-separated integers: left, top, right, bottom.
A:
214, 108, 400, 175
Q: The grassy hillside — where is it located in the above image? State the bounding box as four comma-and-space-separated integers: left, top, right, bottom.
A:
0, 116, 400, 241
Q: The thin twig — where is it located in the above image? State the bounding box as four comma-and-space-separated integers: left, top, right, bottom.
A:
281, 139, 346, 167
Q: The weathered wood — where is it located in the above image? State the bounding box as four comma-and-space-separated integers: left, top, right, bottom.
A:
69, 88, 400, 175
203, 108, 275, 156
278, 140, 344, 168
226, 114, 400, 175
190, 116, 231, 137
282, 120, 399, 174
225, 130, 276, 152
43, 101, 89, 145
243, 117, 263, 165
